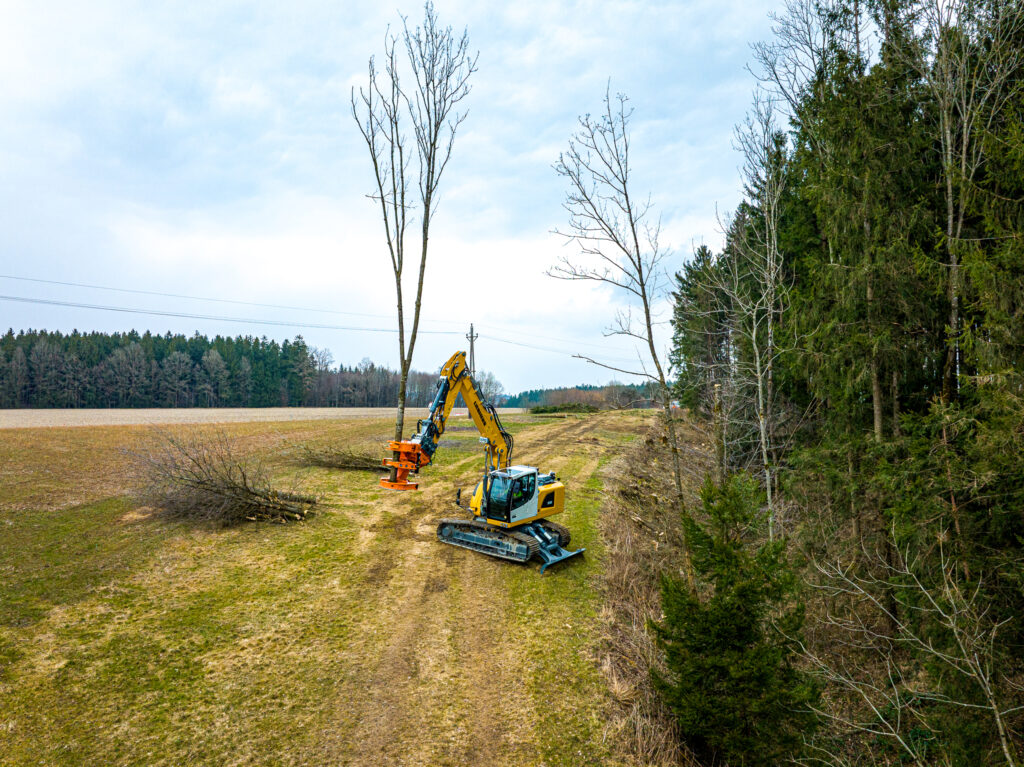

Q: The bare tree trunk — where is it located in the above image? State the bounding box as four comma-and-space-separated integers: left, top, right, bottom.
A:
943, 111, 959, 403
394, 279, 407, 442
703, 92, 788, 538
866, 213, 883, 443
713, 382, 725, 485
871, 356, 883, 443
395, 369, 409, 438
352, 3, 477, 454
752, 339, 775, 540
891, 369, 901, 437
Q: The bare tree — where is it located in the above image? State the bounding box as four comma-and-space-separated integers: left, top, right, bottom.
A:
691, 94, 791, 539
29, 338, 65, 408
161, 351, 193, 408
727, 93, 789, 539
901, 0, 1024, 402
104, 342, 149, 407
796, 536, 1022, 767
551, 86, 693, 585
475, 369, 504, 403
751, 0, 849, 132
351, 2, 477, 453
201, 349, 230, 407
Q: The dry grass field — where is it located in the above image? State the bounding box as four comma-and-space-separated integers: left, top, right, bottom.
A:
0, 409, 657, 766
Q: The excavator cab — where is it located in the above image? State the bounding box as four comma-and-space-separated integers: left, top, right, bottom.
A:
471, 466, 563, 528
481, 468, 537, 523
484, 473, 513, 522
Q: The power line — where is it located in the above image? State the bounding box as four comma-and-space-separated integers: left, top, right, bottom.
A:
0, 273, 467, 327
471, 319, 660, 353
0, 294, 462, 335
1, 275, 653, 367
479, 333, 645, 367
0, 295, 637, 358
0, 273, 651, 356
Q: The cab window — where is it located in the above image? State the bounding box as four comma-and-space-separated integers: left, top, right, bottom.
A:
488, 476, 511, 507
510, 474, 535, 511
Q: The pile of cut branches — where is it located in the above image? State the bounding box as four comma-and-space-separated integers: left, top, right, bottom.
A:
131, 429, 316, 525
294, 441, 382, 472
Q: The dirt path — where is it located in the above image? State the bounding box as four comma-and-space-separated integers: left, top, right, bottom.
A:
315, 412, 633, 765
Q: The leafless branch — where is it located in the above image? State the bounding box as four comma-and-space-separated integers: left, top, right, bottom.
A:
801, 532, 1022, 767
554, 83, 693, 584
352, 2, 477, 443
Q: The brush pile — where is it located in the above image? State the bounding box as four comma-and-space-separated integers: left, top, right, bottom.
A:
132, 429, 316, 525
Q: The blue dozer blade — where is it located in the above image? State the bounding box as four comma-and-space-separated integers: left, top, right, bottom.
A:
523, 521, 585, 573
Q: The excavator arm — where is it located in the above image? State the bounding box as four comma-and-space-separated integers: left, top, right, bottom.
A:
381, 351, 512, 489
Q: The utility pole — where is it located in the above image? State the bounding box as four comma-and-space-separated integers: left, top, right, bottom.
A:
466, 323, 478, 376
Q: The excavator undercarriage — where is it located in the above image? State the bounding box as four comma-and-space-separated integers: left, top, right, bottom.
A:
435, 517, 580, 573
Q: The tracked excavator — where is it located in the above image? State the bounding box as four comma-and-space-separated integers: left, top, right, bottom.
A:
380, 351, 584, 573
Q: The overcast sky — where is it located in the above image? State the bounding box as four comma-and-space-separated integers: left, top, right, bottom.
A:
0, 0, 779, 393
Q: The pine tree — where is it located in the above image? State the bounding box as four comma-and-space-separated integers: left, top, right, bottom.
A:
670, 244, 730, 412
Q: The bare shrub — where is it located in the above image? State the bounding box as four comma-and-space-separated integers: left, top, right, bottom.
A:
131, 429, 316, 525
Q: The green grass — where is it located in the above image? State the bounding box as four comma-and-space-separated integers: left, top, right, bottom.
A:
0, 498, 377, 764
501, 457, 613, 766
0, 497, 173, 629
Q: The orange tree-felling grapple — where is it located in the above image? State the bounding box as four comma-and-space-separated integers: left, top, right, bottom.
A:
380, 351, 584, 573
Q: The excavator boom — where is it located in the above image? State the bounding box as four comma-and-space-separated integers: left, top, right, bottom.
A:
381, 351, 512, 489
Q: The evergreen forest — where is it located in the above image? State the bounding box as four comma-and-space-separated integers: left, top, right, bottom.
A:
0, 329, 442, 409
665, 1, 1024, 764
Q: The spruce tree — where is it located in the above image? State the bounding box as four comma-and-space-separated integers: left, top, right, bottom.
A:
652, 474, 818, 766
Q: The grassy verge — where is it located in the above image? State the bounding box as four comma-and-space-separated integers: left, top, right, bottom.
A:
503, 457, 612, 765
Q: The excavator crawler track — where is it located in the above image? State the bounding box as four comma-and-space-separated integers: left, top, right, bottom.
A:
538, 519, 571, 548
436, 517, 584, 572
436, 518, 539, 563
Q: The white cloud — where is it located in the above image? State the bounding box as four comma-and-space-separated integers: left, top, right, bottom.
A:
0, 0, 780, 392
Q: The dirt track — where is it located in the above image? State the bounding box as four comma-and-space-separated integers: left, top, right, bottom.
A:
319, 414, 617, 765
0, 407, 524, 429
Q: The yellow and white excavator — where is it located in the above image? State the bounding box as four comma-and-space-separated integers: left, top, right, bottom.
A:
380, 351, 584, 573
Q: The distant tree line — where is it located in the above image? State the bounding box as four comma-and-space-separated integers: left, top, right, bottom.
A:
0, 329, 447, 409
506, 381, 658, 409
